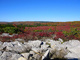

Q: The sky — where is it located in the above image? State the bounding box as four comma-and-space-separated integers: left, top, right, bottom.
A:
0, 0, 80, 22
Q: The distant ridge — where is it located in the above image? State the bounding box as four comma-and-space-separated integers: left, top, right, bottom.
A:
0, 21, 80, 25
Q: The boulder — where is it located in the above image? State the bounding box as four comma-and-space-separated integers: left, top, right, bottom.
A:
0, 38, 80, 59
1, 33, 9, 36
45, 39, 61, 49
27, 40, 41, 48
0, 41, 3, 46
23, 42, 32, 52
1, 33, 16, 37
41, 44, 49, 51
47, 41, 69, 59
63, 40, 80, 48
18, 57, 27, 60
64, 52, 80, 59
2, 41, 27, 53
0, 51, 2, 56
0, 42, 3, 51
33, 54, 42, 60
10, 54, 22, 60
29, 51, 35, 55
58, 38, 63, 43
64, 40, 80, 58
15, 38, 25, 42
0, 56, 6, 60
0, 51, 16, 60
21, 53, 29, 60
42, 50, 50, 60
32, 48, 41, 53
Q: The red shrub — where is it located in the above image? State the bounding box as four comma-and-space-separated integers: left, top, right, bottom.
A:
54, 32, 65, 40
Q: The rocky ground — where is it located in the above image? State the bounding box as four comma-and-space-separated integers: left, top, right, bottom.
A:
0, 33, 80, 60
0, 38, 80, 60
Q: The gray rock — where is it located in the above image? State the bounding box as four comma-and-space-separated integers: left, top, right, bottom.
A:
33, 54, 42, 60
0, 51, 16, 60
2, 42, 14, 51
0, 51, 3, 56
0, 41, 3, 50
23, 42, 32, 52
0, 46, 4, 51
10, 54, 22, 60
2, 41, 27, 53
0, 56, 6, 60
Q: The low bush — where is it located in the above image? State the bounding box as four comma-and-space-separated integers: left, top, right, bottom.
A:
0, 28, 3, 33
3, 27, 21, 34
62, 28, 80, 40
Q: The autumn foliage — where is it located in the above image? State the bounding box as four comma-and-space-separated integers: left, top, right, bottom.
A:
0, 21, 80, 42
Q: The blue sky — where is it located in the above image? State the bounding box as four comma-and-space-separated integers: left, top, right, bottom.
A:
0, 0, 80, 22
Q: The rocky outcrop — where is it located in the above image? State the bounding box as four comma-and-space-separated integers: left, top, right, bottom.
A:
0, 33, 17, 37
0, 38, 80, 60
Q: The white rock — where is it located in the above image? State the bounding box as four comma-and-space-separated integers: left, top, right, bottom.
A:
0, 41, 3, 46
1, 33, 9, 36
63, 40, 80, 47
1, 33, 16, 37
64, 52, 80, 59
42, 50, 49, 60
15, 38, 25, 42
2, 42, 14, 51
33, 54, 41, 60
21, 53, 29, 59
41, 44, 49, 51
10, 54, 22, 60
63, 40, 80, 58
0, 52, 16, 60
18, 57, 27, 60
32, 48, 41, 53
0, 38, 80, 59
2, 41, 27, 53
53, 34, 56, 38
46, 40, 61, 49
68, 45, 80, 54
29, 51, 35, 55
23, 42, 31, 51
27, 40, 41, 48
58, 38, 63, 43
